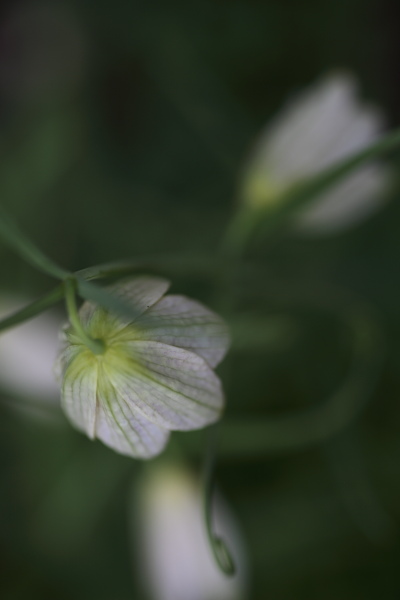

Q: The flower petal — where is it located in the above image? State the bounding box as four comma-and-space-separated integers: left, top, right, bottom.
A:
107, 341, 224, 430
61, 354, 98, 438
95, 372, 170, 458
78, 276, 171, 334
132, 295, 230, 368
258, 74, 363, 180
297, 164, 390, 232
109, 276, 171, 318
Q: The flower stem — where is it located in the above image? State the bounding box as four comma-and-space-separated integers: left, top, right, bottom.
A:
0, 284, 65, 334
65, 278, 105, 355
221, 304, 383, 456
0, 206, 70, 280
203, 425, 236, 576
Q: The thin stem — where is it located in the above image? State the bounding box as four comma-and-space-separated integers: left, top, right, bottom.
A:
203, 426, 236, 576
180, 295, 383, 459
219, 207, 257, 260
0, 284, 65, 335
0, 206, 70, 280
65, 278, 105, 355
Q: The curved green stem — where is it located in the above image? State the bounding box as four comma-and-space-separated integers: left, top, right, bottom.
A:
65, 278, 105, 355
0, 206, 70, 279
180, 298, 383, 459
0, 284, 65, 334
203, 426, 236, 576
220, 306, 382, 457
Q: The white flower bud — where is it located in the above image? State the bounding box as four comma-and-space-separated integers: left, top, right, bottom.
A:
241, 73, 391, 233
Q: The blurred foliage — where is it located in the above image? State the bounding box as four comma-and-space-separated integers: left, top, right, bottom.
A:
1, 0, 400, 599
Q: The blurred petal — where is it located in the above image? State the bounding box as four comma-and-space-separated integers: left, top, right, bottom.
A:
242, 72, 390, 232
259, 74, 372, 179
0, 296, 61, 400
110, 341, 224, 430
297, 164, 390, 231
134, 463, 246, 600
133, 294, 230, 368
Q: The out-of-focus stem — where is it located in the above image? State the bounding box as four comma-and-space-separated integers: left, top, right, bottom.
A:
0, 206, 70, 279
0, 284, 65, 335
65, 278, 105, 355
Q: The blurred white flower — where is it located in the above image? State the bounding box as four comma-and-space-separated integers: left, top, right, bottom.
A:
0, 295, 60, 400
241, 73, 391, 233
56, 277, 230, 459
134, 462, 247, 600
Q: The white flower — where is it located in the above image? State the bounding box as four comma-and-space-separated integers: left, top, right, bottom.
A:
0, 295, 60, 400
56, 277, 230, 459
133, 462, 247, 600
241, 73, 391, 233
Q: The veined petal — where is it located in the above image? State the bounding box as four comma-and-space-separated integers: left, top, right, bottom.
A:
108, 341, 224, 430
132, 295, 230, 368
108, 276, 171, 320
54, 346, 80, 389
95, 372, 170, 459
79, 276, 171, 337
57, 277, 229, 457
61, 354, 98, 438
53, 330, 81, 383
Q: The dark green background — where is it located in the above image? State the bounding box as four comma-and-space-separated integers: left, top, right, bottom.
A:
1, 1, 400, 598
